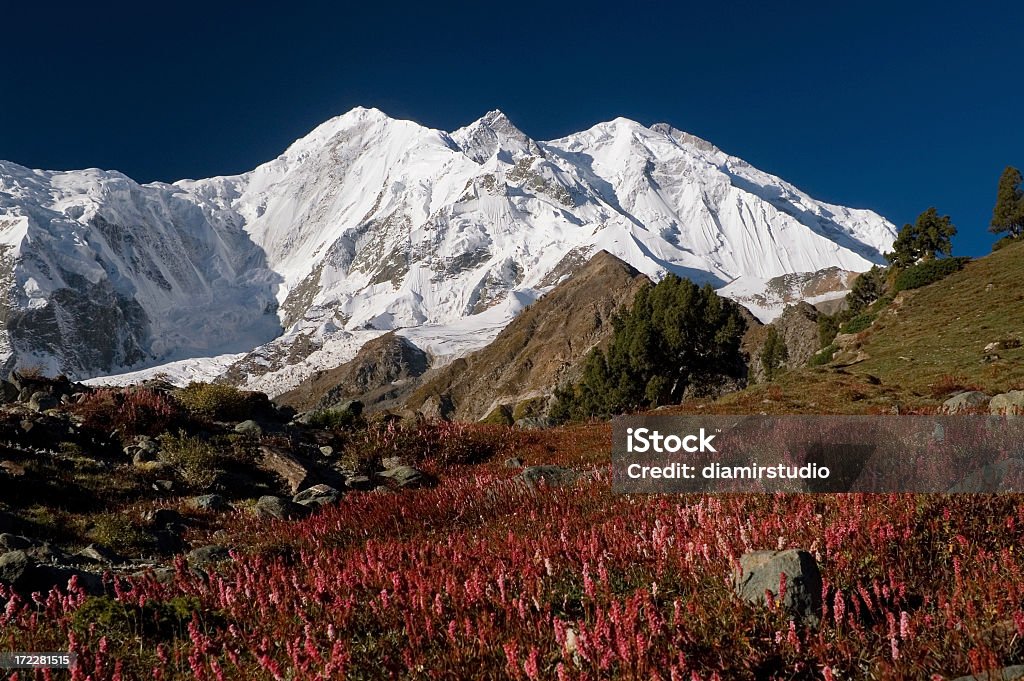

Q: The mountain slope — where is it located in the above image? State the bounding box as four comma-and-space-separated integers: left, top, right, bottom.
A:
1, 107, 897, 384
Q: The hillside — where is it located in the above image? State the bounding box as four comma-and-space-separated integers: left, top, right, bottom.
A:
695, 240, 1024, 414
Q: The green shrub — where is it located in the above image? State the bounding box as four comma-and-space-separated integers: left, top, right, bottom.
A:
480, 405, 514, 425
840, 312, 876, 335
893, 257, 970, 292
818, 313, 842, 348
511, 397, 547, 422
174, 382, 250, 421
809, 344, 837, 366
89, 513, 155, 554
71, 595, 216, 642
158, 431, 222, 488
306, 402, 362, 430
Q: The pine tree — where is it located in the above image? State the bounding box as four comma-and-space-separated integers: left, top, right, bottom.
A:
991, 166, 1024, 238
886, 208, 957, 267
550, 275, 748, 420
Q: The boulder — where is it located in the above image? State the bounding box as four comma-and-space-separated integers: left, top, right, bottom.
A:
504, 457, 525, 469
258, 445, 318, 494
293, 484, 342, 509
516, 465, 581, 491
75, 544, 123, 565
942, 391, 990, 414
186, 545, 232, 566
0, 533, 33, 551
253, 495, 310, 520
734, 550, 822, 624
28, 391, 59, 412
0, 550, 103, 596
189, 494, 230, 512
376, 465, 435, 489
234, 420, 263, 438
991, 391, 1024, 416
344, 474, 374, 491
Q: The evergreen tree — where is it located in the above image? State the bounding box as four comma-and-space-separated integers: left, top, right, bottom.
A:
886, 208, 957, 267
845, 265, 886, 315
759, 327, 789, 381
550, 275, 747, 421
990, 166, 1024, 238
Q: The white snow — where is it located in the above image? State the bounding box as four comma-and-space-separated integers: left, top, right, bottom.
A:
0, 108, 898, 391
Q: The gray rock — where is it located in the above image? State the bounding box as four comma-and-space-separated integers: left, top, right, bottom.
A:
293, 484, 342, 509
186, 545, 232, 566
28, 391, 58, 412
516, 465, 581, 490
942, 391, 990, 414
951, 666, 1024, 681
0, 533, 33, 551
189, 494, 230, 512
75, 544, 123, 565
514, 417, 552, 430
254, 495, 309, 520
152, 479, 175, 493
734, 549, 822, 624
376, 465, 435, 489
25, 542, 70, 565
234, 420, 263, 438
319, 445, 335, 457
344, 474, 374, 491
144, 508, 184, 528
0, 550, 102, 595
991, 391, 1024, 415
504, 457, 525, 468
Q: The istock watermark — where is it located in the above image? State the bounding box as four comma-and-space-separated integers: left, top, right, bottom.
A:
612, 415, 1024, 493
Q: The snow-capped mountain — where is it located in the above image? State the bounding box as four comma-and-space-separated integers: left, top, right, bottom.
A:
0, 107, 897, 390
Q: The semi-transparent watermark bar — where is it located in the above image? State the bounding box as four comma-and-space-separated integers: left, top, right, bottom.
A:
612, 415, 1024, 493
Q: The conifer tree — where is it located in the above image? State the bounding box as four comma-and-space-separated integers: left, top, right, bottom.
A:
759, 327, 789, 381
991, 166, 1024, 238
550, 275, 747, 421
886, 208, 956, 267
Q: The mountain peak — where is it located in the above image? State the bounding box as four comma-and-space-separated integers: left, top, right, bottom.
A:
451, 110, 541, 164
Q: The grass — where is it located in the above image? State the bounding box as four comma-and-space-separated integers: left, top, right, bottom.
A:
688, 240, 1024, 414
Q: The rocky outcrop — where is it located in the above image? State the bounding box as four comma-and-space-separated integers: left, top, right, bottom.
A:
275, 333, 429, 411
744, 302, 821, 381
734, 549, 822, 624
400, 251, 650, 421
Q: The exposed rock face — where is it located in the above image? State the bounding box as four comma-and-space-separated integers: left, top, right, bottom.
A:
400, 251, 650, 421
744, 302, 821, 381
275, 332, 429, 411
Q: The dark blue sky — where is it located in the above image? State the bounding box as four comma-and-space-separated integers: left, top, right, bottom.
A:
2, 1, 1021, 256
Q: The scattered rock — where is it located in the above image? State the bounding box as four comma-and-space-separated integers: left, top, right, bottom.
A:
942, 391, 990, 414
319, 445, 334, 457
189, 494, 230, 512
75, 544, 123, 565
144, 508, 184, 527
152, 479, 175, 493
293, 484, 342, 509
186, 545, 232, 566
504, 457, 524, 469
376, 465, 435, 489
516, 465, 581, 491
990, 391, 1024, 416
234, 420, 263, 438
253, 495, 310, 520
734, 549, 822, 625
